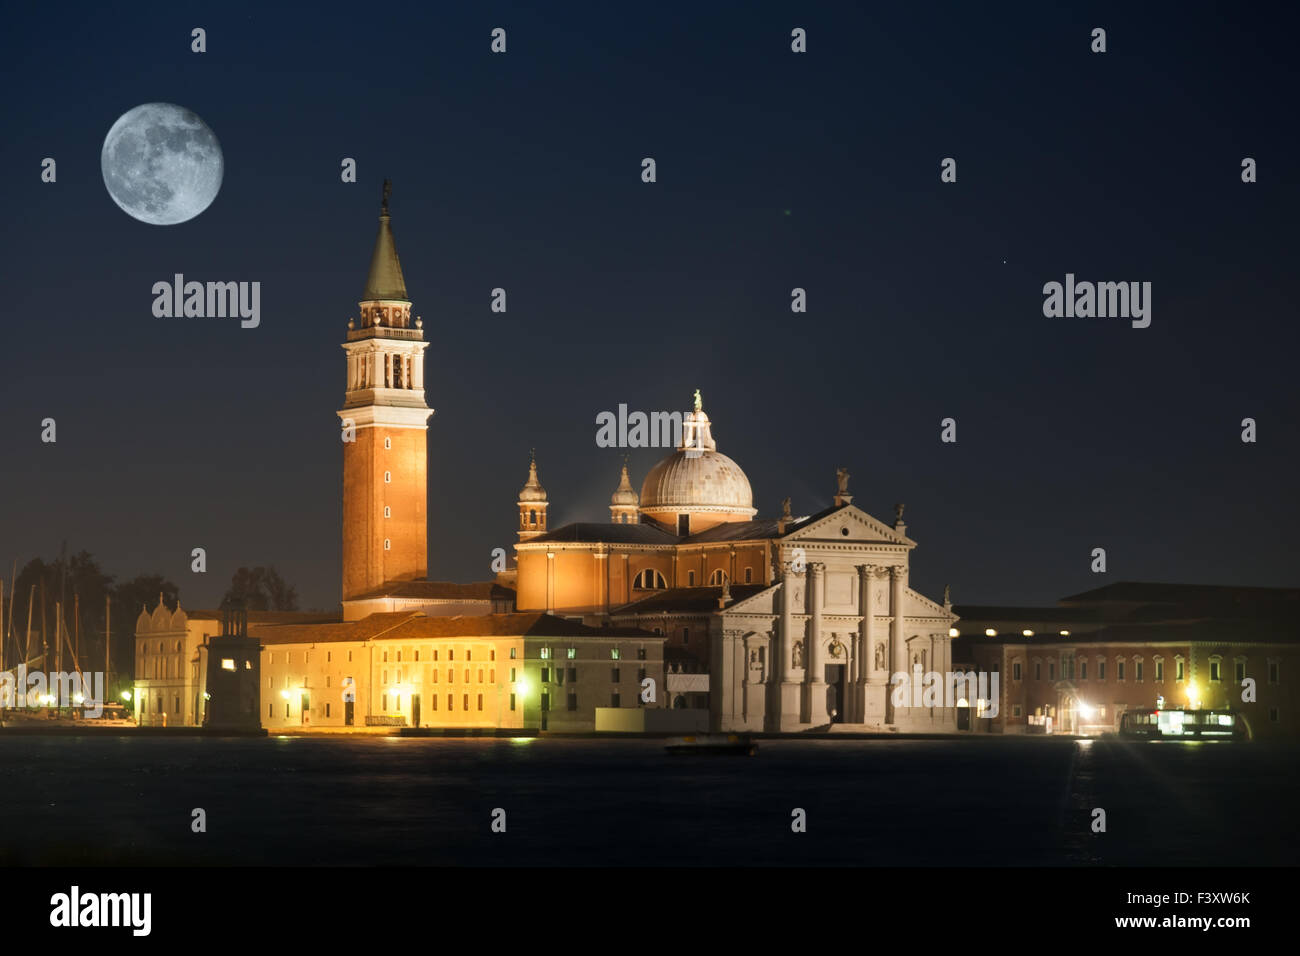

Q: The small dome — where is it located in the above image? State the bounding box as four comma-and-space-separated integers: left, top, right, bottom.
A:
518, 454, 547, 503
610, 462, 639, 506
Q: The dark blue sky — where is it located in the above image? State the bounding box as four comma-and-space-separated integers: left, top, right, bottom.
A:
3, 1, 1297, 612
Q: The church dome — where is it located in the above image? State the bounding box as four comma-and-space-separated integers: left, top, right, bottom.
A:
640, 450, 755, 515
638, 394, 756, 528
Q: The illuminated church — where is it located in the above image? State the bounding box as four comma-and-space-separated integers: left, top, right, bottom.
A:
511, 397, 958, 732
133, 184, 957, 734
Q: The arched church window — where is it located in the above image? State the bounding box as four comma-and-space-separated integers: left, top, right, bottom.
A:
634, 569, 667, 590
393, 355, 403, 388
529, 509, 537, 525
709, 569, 728, 586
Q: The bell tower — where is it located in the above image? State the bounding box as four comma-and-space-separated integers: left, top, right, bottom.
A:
338, 180, 432, 601
517, 451, 549, 542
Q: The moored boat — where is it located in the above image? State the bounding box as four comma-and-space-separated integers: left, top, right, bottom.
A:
665, 733, 757, 755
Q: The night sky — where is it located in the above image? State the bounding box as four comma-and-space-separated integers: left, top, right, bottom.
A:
3, 1, 1297, 614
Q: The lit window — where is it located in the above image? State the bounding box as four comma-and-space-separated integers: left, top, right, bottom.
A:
567, 648, 577, 660
220, 659, 235, 671
611, 648, 621, 660
540, 647, 551, 659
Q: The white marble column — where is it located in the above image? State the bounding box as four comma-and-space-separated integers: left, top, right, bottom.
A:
857, 564, 874, 720
808, 563, 827, 723
889, 565, 906, 723
778, 557, 802, 728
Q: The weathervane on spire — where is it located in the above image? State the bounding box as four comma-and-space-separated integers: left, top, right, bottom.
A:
381, 178, 392, 214
693, 388, 702, 412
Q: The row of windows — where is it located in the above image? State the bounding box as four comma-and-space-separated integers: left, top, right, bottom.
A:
633, 567, 754, 590
267, 647, 510, 665
539, 647, 639, 660
1015, 658, 1281, 684
383, 669, 496, 684
382, 693, 488, 712
538, 667, 646, 684
381, 648, 496, 663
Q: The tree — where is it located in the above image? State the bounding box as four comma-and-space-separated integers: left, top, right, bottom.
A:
222, 566, 299, 612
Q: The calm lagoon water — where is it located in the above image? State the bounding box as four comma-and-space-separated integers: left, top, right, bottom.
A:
1, 736, 1294, 866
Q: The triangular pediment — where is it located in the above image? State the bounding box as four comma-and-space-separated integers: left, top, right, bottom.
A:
719, 583, 779, 617
783, 505, 915, 547
907, 588, 955, 620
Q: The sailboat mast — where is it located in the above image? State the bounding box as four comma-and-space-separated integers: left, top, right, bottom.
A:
25, 584, 34, 663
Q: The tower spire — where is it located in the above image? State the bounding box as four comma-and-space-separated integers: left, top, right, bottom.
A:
363, 178, 408, 302
609, 456, 639, 524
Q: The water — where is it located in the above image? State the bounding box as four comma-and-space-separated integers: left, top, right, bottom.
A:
1, 736, 1293, 866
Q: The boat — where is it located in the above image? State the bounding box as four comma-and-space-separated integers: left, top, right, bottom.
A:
665, 733, 757, 755
1118, 708, 1249, 740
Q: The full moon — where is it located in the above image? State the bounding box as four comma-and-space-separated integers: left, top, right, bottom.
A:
101, 103, 223, 225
